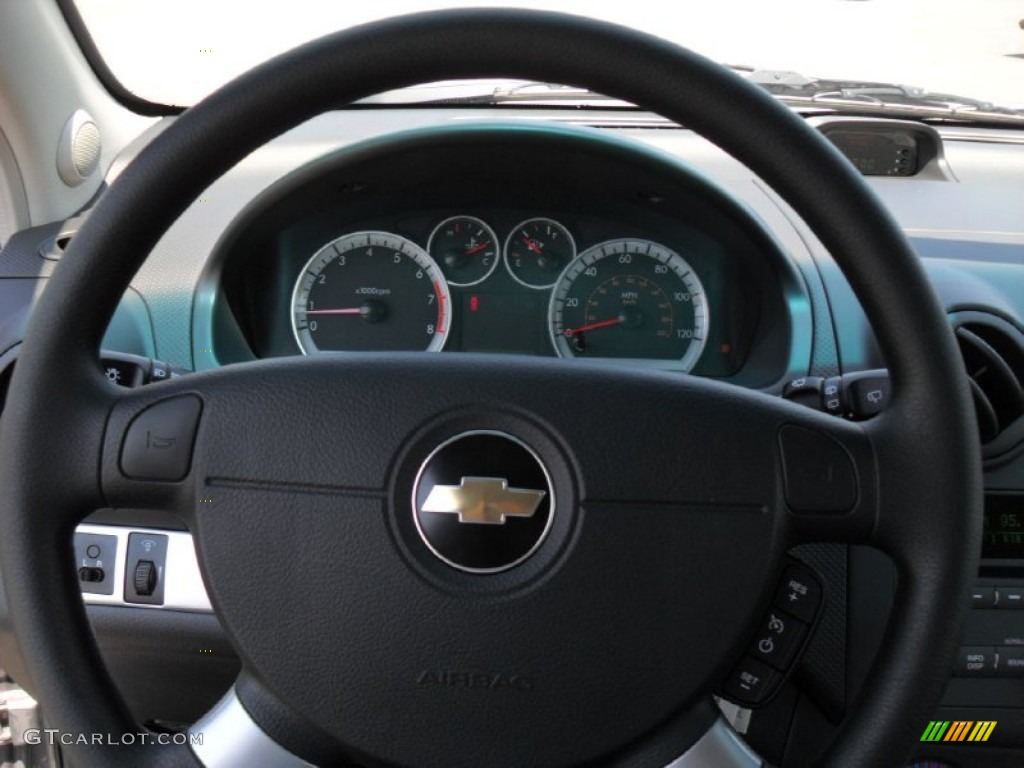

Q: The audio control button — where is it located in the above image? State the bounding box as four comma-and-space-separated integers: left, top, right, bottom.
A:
1000, 648, 1024, 677
970, 586, 996, 608
997, 586, 1024, 609
954, 646, 997, 677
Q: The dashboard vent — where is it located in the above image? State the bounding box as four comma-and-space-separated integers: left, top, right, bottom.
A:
951, 312, 1024, 460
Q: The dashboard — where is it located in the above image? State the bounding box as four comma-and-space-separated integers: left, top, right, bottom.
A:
1, 106, 1024, 768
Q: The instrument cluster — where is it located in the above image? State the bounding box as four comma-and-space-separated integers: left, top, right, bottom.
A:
291, 214, 710, 371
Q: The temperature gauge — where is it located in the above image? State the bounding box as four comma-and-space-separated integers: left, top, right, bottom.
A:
428, 216, 500, 286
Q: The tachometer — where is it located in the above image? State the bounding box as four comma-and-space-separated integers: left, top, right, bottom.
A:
292, 231, 451, 353
548, 239, 708, 369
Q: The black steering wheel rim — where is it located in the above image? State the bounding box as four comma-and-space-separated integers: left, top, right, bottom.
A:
0, 9, 981, 767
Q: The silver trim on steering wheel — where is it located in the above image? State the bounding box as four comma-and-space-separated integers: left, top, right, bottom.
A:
190, 687, 314, 768
189, 689, 760, 768
665, 717, 762, 767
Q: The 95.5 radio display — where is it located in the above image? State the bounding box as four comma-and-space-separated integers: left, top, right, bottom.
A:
982, 494, 1024, 560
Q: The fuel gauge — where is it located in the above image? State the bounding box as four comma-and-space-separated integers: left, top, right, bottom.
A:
428, 216, 500, 286
504, 217, 576, 289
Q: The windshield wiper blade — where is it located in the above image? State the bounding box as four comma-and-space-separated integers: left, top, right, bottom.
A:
732, 66, 1024, 124
355, 74, 1024, 126
354, 80, 632, 107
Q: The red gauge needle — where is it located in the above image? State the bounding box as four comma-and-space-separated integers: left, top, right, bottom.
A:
304, 308, 363, 315
523, 235, 543, 255
465, 241, 491, 255
563, 317, 623, 336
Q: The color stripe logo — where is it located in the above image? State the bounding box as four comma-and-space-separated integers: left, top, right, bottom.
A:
920, 720, 996, 742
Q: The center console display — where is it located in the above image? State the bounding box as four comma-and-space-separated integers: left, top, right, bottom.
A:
983, 494, 1024, 560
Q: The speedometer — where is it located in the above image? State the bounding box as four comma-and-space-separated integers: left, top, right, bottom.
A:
548, 239, 708, 369
292, 231, 451, 354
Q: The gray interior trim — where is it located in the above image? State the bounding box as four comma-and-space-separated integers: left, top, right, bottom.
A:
190, 687, 315, 768
0, 127, 29, 245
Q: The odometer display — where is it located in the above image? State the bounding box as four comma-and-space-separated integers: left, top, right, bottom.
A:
548, 239, 708, 369
292, 231, 451, 353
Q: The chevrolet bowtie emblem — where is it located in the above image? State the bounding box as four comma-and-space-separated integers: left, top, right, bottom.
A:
421, 477, 546, 525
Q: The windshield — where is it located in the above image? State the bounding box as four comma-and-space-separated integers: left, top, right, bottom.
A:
75, 0, 1024, 111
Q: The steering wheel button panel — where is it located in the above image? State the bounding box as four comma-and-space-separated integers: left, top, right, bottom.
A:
778, 424, 858, 513
119, 394, 202, 481
748, 610, 808, 670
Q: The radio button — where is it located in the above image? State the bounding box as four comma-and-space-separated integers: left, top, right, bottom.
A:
1000, 648, 1024, 678
954, 646, 997, 677
996, 586, 1024, 609
970, 586, 997, 608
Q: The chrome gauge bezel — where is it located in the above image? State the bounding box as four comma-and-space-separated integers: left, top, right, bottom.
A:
547, 238, 710, 371
291, 230, 452, 354
427, 215, 502, 287
503, 217, 577, 290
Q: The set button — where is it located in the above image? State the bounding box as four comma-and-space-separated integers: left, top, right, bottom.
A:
721, 658, 780, 706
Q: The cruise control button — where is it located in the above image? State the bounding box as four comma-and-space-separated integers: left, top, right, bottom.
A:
120, 395, 202, 481
721, 657, 780, 706
749, 611, 808, 670
772, 564, 823, 623
970, 586, 996, 608
954, 646, 997, 677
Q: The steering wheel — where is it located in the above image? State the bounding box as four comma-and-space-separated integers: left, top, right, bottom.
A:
0, 9, 981, 768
